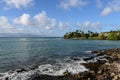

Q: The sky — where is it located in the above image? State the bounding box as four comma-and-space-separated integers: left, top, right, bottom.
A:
0, 0, 120, 37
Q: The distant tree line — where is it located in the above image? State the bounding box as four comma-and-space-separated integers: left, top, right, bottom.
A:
63, 30, 120, 40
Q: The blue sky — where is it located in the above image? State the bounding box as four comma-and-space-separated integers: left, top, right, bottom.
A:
0, 0, 120, 37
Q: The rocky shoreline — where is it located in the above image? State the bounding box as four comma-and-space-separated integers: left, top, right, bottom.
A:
0, 48, 120, 80
28, 48, 120, 80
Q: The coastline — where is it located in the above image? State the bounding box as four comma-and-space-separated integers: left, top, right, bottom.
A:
30, 48, 120, 80
0, 48, 120, 80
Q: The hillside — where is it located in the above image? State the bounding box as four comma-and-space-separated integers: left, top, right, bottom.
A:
64, 30, 120, 40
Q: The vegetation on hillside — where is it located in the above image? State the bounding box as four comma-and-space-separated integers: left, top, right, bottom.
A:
63, 30, 120, 40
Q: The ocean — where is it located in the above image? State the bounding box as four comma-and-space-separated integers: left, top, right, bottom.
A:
0, 37, 120, 79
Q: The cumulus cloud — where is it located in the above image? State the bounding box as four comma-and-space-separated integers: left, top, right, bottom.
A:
33, 11, 56, 30
2, 0, 33, 9
0, 11, 71, 36
0, 16, 25, 33
0, 16, 12, 29
101, 7, 112, 16
14, 14, 31, 26
0, 16, 14, 33
60, 0, 88, 10
101, 0, 120, 16
14, 11, 56, 30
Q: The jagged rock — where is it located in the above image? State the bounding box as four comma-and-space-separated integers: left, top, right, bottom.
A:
96, 50, 106, 56
113, 75, 118, 80
5, 77, 9, 80
91, 50, 99, 53
98, 70, 102, 74
105, 63, 110, 66
83, 56, 94, 61
97, 60, 106, 64
63, 70, 71, 76
15, 68, 28, 73
111, 73, 115, 77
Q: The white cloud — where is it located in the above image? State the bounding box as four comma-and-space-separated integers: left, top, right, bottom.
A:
60, 0, 88, 10
0, 11, 70, 36
0, 16, 12, 29
101, 7, 112, 16
2, 0, 33, 9
59, 21, 70, 30
83, 21, 91, 27
0, 16, 14, 33
108, 0, 120, 12
14, 11, 56, 30
33, 11, 56, 30
101, 0, 120, 16
14, 14, 31, 26
0, 16, 25, 33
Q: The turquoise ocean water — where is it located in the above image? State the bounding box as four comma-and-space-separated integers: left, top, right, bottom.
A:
0, 38, 120, 73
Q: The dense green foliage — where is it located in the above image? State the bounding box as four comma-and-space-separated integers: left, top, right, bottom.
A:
64, 30, 120, 40
106, 31, 120, 40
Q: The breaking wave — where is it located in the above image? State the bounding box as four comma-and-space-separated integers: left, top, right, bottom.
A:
0, 57, 88, 80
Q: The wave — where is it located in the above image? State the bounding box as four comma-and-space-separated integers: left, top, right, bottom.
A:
0, 55, 108, 80
85, 50, 92, 53
0, 57, 88, 80
19, 38, 28, 41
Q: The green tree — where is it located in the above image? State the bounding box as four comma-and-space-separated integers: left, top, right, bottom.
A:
99, 34, 106, 40
106, 33, 119, 40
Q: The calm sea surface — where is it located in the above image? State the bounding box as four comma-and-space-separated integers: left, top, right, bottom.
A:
0, 37, 120, 72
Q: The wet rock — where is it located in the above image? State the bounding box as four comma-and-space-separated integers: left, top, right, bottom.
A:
96, 52, 105, 56
29, 65, 38, 70
63, 70, 71, 76
0, 73, 4, 77
97, 60, 106, 64
80, 71, 96, 79
8, 70, 14, 74
92, 50, 99, 53
104, 56, 116, 63
5, 77, 9, 80
83, 62, 100, 73
83, 56, 94, 61
16, 68, 28, 73
70, 57, 80, 61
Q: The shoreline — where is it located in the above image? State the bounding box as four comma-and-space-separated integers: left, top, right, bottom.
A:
30, 48, 120, 80
0, 48, 120, 80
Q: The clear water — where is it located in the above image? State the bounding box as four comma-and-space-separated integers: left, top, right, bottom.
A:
0, 37, 120, 72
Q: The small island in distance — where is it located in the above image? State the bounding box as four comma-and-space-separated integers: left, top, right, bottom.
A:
64, 30, 120, 40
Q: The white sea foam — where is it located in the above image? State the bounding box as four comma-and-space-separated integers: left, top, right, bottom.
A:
0, 57, 88, 80
87, 55, 108, 63
19, 38, 27, 41
38, 62, 88, 76
85, 51, 92, 53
